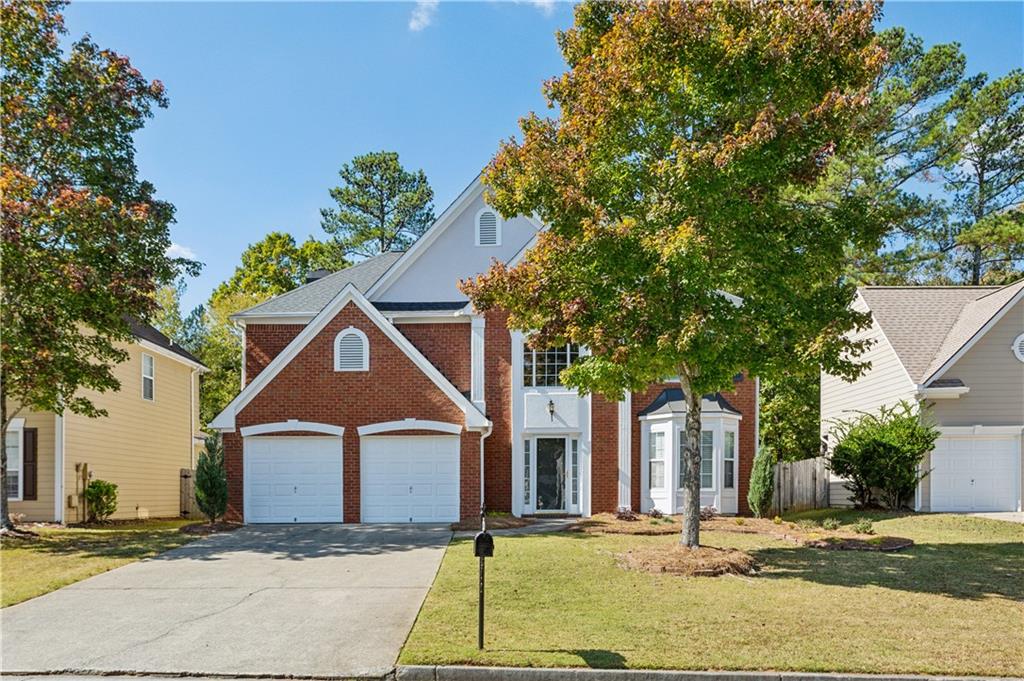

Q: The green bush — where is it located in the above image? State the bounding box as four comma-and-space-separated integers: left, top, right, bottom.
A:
747, 446, 775, 518
195, 434, 228, 523
84, 479, 118, 521
852, 518, 875, 535
821, 516, 841, 531
827, 401, 939, 510
796, 518, 819, 531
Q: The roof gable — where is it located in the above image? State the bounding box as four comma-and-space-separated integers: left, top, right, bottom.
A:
210, 283, 490, 431
860, 279, 1024, 385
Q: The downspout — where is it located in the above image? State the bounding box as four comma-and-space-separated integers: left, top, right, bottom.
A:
479, 424, 492, 518
189, 368, 197, 469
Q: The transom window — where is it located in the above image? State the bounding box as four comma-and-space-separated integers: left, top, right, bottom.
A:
523, 343, 580, 387
334, 327, 369, 372
142, 353, 155, 401
5, 429, 22, 500
724, 430, 736, 489
648, 431, 665, 490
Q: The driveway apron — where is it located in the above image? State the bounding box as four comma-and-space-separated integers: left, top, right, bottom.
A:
1, 524, 451, 678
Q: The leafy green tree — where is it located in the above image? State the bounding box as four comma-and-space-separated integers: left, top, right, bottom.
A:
760, 371, 822, 462
151, 280, 187, 343
462, 1, 884, 547
320, 151, 435, 258
0, 1, 197, 531
212, 232, 346, 301
195, 435, 228, 523
940, 71, 1024, 284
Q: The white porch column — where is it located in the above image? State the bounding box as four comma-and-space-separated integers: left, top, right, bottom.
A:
617, 393, 632, 509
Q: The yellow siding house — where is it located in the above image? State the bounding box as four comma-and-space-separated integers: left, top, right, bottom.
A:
6, 320, 206, 523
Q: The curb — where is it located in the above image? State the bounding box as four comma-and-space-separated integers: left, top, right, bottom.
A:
394, 667, 1015, 681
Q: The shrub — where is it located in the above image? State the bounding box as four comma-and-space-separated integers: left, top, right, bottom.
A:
699, 505, 718, 520
827, 401, 939, 510
796, 518, 819, 531
84, 479, 118, 521
821, 517, 841, 531
734, 518, 745, 526
772, 515, 783, 525
615, 507, 639, 521
195, 434, 228, 523
747, 446, 775, 518
852, 518, 875, 535
648, 507, 664, 519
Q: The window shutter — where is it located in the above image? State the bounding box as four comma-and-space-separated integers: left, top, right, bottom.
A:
23, 428, 37, 501
337, 333, 366, 370
477, 211, 498, 246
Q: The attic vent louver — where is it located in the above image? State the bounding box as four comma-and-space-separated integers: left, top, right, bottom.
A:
334, 327, 369, 372
1013, 333, 1024, 363
476, 210, 499, 246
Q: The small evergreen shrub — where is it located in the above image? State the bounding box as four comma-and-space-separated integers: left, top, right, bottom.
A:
84, 479, 118, 521
821, 516, 841, 531
796, 518, 819, 531
195, 434, 228, 523
772, 515, 783, 525
734, 517, 745, 526
747, 446, 775, 518
852, 518, 875, 535
827, 401, 939, 510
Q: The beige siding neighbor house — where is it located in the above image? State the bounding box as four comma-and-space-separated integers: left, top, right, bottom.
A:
6, 320, 206, 523
821, 280, 1024, 512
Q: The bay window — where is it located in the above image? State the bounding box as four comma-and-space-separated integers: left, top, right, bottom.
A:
648, 431, 665, 489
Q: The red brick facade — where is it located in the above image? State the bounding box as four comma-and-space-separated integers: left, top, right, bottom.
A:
225, 303, 480, 522
231, 307, 757, 522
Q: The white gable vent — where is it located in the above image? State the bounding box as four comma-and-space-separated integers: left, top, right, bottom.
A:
1013, 333, 1024, 363
476, 209, 500, 247
334, 327, 369, 372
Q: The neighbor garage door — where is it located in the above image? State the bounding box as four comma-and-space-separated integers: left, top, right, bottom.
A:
930, 435, 1020, 512
244, 436, 343, 523
360, 435, 460, 523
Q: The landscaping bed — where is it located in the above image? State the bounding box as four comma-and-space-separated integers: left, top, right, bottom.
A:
451, 513, 535, 531
618, 544, 756, 576
180, 520, 242, 535
401, 512, 1024, 676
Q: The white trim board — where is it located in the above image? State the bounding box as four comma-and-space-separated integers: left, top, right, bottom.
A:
240, 421, 345, 437
209, 283, 490, 432
357, 419, 462, 436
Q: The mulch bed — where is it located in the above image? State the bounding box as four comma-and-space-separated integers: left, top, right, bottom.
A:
569, 513, 680, 535
451, 515, 535, 531
180, 521, 242, 535
618, 545, 756, 577
805, 536, 915, 552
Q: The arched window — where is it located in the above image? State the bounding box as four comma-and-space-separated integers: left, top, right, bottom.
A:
334, 327, 369, 372
475, 208, 501, 247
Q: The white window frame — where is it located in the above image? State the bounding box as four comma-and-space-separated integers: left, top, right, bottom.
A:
723, 428, 736, 490
141, 353, 155, 401
523, 343, 580, 387
334, 327, 369, 372
4, 419, 24, 502
475, 208, 502, 247
699, 429, 714, 491
649, 431, 666, 491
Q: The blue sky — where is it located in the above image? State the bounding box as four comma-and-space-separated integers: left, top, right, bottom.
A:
63, 1, 1023, 312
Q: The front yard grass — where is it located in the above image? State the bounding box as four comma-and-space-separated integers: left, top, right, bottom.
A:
0, 519, 197, 607
401, 512, 1024, 676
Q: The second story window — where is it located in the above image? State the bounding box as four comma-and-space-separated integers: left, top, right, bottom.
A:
523, 343, 580, 387
142, 353, 155, 401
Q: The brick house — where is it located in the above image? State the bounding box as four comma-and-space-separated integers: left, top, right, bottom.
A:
210, 177, 760, 523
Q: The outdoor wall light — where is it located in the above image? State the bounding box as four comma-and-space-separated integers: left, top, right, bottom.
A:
547, 399, 556, 421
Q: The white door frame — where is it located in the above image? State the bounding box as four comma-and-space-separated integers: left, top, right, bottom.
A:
522, 434, 582, 515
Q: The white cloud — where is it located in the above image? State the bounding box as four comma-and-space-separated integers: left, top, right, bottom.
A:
522, 0, 556, 16
166, 242, 197, 260
409, 0, 439, 31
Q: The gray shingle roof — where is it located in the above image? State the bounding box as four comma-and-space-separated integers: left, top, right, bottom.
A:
860, 279, 1024, 384
126, 317, 205, 367
637, 388, 742, 416
234, 252, 404, 318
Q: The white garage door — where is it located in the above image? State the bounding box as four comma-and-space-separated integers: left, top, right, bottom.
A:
361, 436, 460, 523
931, 435, 1020, 512
244, 436, 343, 523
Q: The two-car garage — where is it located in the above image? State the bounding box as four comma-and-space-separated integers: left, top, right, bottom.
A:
242, 428, 461, 524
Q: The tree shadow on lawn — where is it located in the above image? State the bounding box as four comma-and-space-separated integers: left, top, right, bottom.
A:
487, 649, 627, 669
752, 541, 1023, 601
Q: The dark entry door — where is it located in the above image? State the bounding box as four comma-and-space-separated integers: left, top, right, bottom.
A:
535, 437, 566, 511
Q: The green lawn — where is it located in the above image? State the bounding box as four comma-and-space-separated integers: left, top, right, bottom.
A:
0, 519, 197, 607
401, 512, 1024, 676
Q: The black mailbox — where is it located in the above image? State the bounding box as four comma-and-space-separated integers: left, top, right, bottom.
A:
474, 530, 494, 558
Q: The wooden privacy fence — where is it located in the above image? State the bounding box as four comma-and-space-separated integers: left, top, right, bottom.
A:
180, 468, 199, 519
771, 456, 829, 515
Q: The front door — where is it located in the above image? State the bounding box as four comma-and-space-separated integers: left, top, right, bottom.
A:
535, 437, 566, 512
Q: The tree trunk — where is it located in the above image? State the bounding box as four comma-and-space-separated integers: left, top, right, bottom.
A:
678, 370, 702, 548
1, 383, 14, 532
971, 244, 982, 285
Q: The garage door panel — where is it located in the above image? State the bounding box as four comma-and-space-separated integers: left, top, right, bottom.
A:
931, 435, 1019, 512
244, 436, 343, 524
361, 435, 460, 523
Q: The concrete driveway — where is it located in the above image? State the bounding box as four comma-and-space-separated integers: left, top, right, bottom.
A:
1, 524, 451, 678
